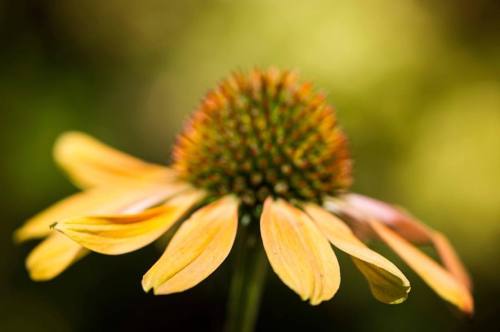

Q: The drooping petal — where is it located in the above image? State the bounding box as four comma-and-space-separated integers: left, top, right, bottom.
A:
260, 198, 340, 305
15, 181, 189, 242
338, 193, 472, 290
26, 233, 87, 281
53, 189, 205, 255
370, 221, 474, 314
304, 203, 410, 304
142, 195, 238, 295
54, 131, 174, 188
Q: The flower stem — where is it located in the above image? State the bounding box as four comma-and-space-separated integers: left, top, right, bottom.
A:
224, 221, 268, 332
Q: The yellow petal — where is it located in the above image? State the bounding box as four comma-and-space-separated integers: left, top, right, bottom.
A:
260, 198, 340, 305
53, 189, 205, 255
26, 233, 87, 281
142, 195, 238, 294
15, 181, 189, 242
370, 221, 474, 314
54, 131, 174, 188
305, 203, 410, 304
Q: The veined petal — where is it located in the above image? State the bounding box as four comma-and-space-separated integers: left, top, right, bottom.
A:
15, 181, 190, 242
53, 189, 205, 255
54, 131, 174, 188
142, 195, 238, 295
304, 203, 410, 304
370, 221, 474, 314
260, 198, 340, 305
26, 233, 87, 281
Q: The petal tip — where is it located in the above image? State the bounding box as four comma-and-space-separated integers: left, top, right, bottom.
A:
53, 131, 85, 158
141, 278, 153, 293
27, 269, 55, 282
458, 292, 475, 316
13, 228, 26, 244
308, 298, 322, 306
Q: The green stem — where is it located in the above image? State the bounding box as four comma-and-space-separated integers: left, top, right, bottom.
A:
224, 222, 268, 332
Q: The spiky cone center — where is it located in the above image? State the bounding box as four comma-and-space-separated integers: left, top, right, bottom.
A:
173, 69, 352, 208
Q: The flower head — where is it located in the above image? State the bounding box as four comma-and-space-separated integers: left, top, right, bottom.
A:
15, 68, 473, 314
173, 69, 351, 207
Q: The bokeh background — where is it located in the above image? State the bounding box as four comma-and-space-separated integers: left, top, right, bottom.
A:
1, 0, 499, 331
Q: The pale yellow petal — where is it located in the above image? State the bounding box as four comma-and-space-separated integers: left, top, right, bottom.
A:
142, 195, 238, 294
370, 221, 474, 314
54, 131, 174, 188
305, 203, 410, 304
26, 233, 87, 281
15, 181, 189, 242
54, 190, 205, 255
260, 198, 340, 305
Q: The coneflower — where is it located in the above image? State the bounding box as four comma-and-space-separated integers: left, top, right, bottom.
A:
15, 68, 473, 331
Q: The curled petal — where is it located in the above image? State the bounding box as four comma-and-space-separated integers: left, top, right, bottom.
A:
26, 233, 87, 281
260, 198, 340, 305
54, 131, 174, 188
305, 203, 410, 304
334, 193, 472, 290
15, 181, 189, 242
142, 195, 238, 295
370, 221, 474, 314
53, 189, 205, 255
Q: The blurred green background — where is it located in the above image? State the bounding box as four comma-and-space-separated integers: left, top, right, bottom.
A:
1, 0, 499, 331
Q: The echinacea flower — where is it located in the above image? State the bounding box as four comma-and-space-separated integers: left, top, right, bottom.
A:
15, 69, 473, 317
